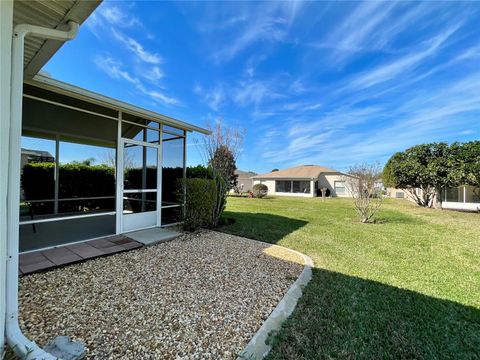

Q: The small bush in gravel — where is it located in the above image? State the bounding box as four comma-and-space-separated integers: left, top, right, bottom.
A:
179, 178, 217, 231
253, 183, 268, 198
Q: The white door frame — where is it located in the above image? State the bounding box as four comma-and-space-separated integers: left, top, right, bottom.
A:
117, 134, 162, 233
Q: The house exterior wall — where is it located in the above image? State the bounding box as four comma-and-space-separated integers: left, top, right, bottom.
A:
253, 173, 354, 198
237, 177, 253, 192
0, 1, 13, 352
318, 173, 354, 197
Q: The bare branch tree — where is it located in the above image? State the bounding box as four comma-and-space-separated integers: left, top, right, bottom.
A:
198, 120, 244, 227
343, 163, 384, 223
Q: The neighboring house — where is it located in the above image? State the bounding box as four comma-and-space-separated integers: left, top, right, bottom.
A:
1, 2, 210, 358
251, 165, 354, 198
386, 186, 480, 212
20, 148, 54, 168
234, 170, 257, 192
442, 185, 480, 211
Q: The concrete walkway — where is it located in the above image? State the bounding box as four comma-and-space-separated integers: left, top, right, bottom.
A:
123, 227, 180, 246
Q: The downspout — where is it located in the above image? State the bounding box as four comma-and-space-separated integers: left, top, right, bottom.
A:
6, 21, 79, 360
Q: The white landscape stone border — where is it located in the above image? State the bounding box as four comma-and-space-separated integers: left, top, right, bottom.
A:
237, 242, 313, 360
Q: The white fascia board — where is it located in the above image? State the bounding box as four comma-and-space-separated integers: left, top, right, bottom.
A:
25, 75, 211, 135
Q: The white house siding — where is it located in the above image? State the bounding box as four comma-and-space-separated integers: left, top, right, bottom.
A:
319, 173, 354, 197
253, 174, 354, 198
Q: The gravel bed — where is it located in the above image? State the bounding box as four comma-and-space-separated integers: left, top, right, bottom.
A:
19, 230, 304, 359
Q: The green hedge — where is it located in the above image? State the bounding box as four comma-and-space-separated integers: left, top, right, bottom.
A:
178, 178, 216, 231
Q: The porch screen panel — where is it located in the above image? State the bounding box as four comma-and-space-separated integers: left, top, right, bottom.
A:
275, 180, 291, 193
20, 94, 117, 251
162, 130, 185, 224
58, 140, 116, 215
20, 136, 56, 220
293, 181, 311, 194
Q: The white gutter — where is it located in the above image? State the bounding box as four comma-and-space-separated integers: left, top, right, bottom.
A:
6, 21, 79, 360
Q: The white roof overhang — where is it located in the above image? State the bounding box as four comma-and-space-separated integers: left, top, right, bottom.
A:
13, 0, 101, 79
26, 74, 211, 135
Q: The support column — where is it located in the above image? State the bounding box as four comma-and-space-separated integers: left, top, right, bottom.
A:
0, 1, 14, 354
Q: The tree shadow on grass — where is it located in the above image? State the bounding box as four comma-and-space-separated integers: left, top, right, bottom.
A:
374, 208, 427, 225
267, 268, 480, 360
219, 211, 308, 244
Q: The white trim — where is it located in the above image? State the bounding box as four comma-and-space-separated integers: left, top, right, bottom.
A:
19, 211, 116, 225
23, 93, 119, 121
157, 127, 163, 227
443, 201, 480, 212
161, 204, 181, 209
123, 212, 158, 233
115, 112, 123, 235
0, 2, 13, 356
124, 189, 157, 193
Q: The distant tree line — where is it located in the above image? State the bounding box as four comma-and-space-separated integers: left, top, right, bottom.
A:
382, 141, 480, 207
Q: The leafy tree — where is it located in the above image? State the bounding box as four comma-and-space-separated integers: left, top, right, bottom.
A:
458, 140, 480, 197
383, 143, 460, 207
208, 145, 238, 188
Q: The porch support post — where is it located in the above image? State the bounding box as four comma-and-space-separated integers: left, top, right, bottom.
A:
6, 21, 79, 360
116, 112, 123, 234
0, 1, 13, 354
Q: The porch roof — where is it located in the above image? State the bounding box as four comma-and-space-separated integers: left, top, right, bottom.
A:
26, 75, 211, 135
14, 0, 101, 79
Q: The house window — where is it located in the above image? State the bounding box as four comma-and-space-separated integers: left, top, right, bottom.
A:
293, 181, 311, 194
275, 180, 291, 193
395, 191, 405, 198
445, 187, 461, 202
334, 181, 346, 195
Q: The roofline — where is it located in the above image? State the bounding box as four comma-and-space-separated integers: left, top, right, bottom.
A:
23, 1, 102, 78
26, 75, 211, 135
251, 171, 352, 179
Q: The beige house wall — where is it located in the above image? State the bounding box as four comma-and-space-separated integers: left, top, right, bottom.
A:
253, 173, 354, 198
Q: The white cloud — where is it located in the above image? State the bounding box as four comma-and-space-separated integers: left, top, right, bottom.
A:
112, 29, 162, 64
94, 55, 180, 107
339, 22, 463, 92
260, 73, 480, 168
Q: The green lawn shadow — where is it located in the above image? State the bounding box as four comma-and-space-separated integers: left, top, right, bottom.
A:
267, 268, 480, 359
220, 211, 308, 244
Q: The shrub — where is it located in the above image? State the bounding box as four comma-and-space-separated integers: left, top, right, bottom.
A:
252, 183, 268, 198
178, 178, 217, 231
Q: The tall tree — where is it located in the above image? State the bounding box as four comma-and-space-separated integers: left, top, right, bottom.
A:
383, 143, 457, 207
458, 141, 480, 197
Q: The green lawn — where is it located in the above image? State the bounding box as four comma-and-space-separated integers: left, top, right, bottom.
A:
220, 196, 480, 359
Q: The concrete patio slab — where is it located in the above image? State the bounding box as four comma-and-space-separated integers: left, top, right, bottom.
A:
19, 236, 143, 276
66, 243, 104, 259
123, 227, 180, 246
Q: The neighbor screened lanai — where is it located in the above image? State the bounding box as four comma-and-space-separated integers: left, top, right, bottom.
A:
19, 76, 208, 252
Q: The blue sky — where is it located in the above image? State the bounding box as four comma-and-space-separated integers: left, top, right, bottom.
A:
42, 1, 480, 174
